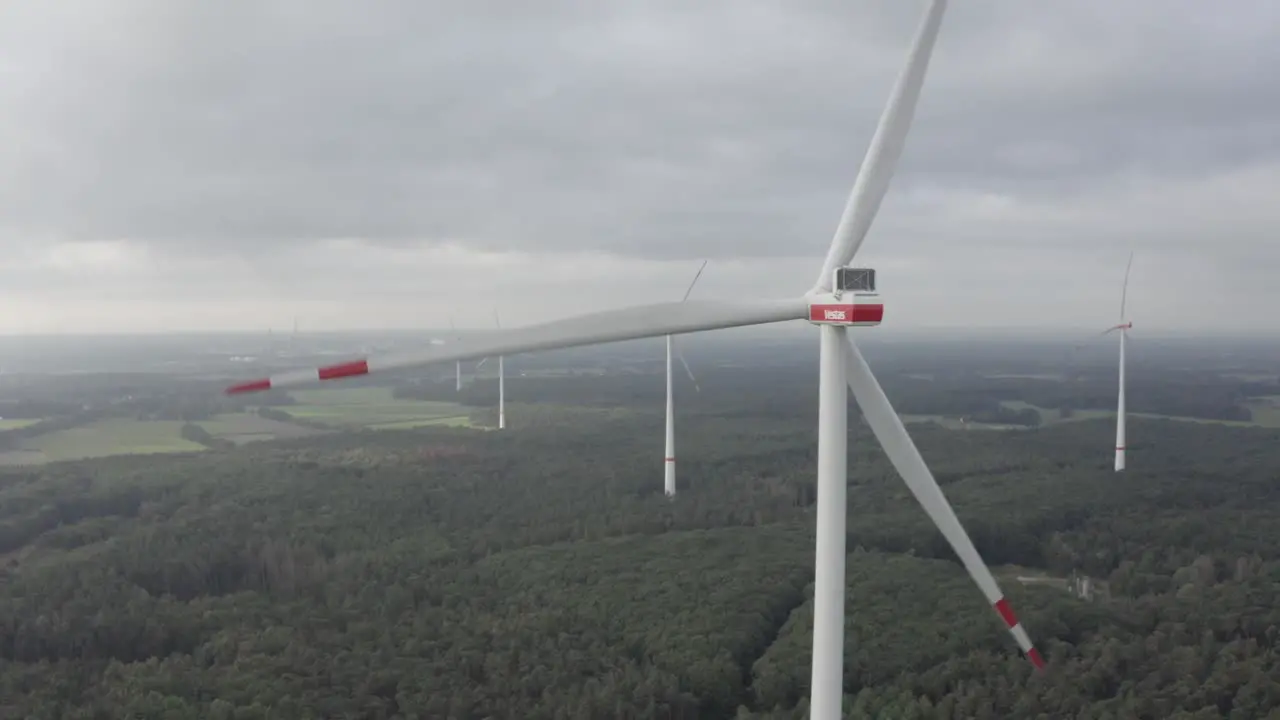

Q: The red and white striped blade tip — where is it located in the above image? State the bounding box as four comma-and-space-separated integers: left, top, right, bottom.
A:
224, 359, 371, 395
993, 596, 1046, 670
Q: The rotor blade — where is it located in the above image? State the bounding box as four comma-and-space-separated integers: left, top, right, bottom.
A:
494, 308, 502, 329
673, 339, 700, 392
1119, 251, 1133, 319
814, 0, 948, 289
681, 260, 709, 302
1062, 328, 1115, 370
1064, 325, 1117, 358
476, 357, 489, 370
448, 315, 457, 337
226, 298, 807, 394
840, 336, 1045, 670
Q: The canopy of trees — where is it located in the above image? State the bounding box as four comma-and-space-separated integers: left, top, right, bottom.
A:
2, 377, 1279, 717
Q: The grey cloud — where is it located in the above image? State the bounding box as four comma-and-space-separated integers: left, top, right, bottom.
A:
3, 0, 1278, 264
4, 0, 1280, 336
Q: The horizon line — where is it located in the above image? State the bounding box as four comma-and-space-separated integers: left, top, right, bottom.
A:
2, 325, 1278, 340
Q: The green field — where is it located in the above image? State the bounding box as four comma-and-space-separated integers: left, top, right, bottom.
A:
933, 399, 1280, 431
1241, 395, 1280, 427
18, 419, 205, 462
900, 402, 1104, 432
1124, 396, 1280, 429
366, 417, 474, 430
1225, 372, 1278, 383
982, 373, 1067, 382
198, 413, 329, 444
287, 386, 474, 428
999, 400, 1113, 425
0, 418, 42, 430
0, 386, 477, 466
900, 414, 1020, 431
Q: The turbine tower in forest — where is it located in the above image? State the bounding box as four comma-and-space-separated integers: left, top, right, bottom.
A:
449, 315, 462, 392
475, 309, 506, 430
1103, 252, 1134, 471
665, 260, 707, 497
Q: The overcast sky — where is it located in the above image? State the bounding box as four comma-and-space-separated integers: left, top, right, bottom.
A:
2, 0, 1277, 335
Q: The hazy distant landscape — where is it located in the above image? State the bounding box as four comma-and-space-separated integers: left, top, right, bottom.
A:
3, 327, 1279, 466
3, 328, 1280, 717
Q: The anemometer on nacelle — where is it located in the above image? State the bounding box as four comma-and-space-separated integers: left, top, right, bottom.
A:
807, 267, 884, 327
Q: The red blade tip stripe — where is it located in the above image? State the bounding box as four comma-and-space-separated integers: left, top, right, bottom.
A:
993, 597, 1017, 627
318, 360, 370, 381
226, 379, 271, 395
994, 597, 1045, 670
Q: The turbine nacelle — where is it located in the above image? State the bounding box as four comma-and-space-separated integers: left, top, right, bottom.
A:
807, 266, 884, 327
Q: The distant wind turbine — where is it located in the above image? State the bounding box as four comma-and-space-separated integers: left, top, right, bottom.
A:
495, 309, 505, 430
1102, 252, 1134, 471
475, 309, 506, 430
449, 315, 462, 392
665, 260, 707, 497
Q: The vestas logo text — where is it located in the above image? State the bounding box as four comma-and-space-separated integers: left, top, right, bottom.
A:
807, 303, 884, 325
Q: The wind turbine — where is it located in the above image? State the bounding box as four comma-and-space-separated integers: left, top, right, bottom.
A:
495, 309, 505, 431
665, 260, 707, 497
225, 2, 1043, 715
475, 309, 506, 430
449, 315, 462, 392
1103, 252, 1134, 471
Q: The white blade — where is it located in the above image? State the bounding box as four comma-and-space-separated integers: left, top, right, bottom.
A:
840, 335, 1045, 670
1119, 251, 1134, 320
814, 0, 948, 289
227, 298, 807, 394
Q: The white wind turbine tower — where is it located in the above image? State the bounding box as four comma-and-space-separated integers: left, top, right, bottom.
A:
475, 309, 506, 430
1103, 252, 1134, 471
665, 260, 708, 497
496, 309, 505, 431
449, 315, 463, 392
225, 2, 1044, 714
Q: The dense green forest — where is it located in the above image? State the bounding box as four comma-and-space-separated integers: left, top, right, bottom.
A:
2, 362, 1280, 717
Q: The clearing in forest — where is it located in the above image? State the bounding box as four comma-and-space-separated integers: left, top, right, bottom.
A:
16, 419, 205, 462
286, 386, 474, 429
